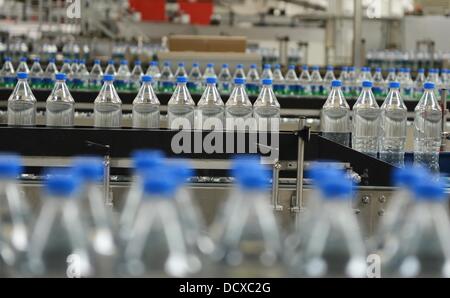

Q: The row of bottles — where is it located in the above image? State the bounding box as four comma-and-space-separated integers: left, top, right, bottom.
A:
6, 72, 281, 131
2, 58, 448, 100
321, 79, 442, 173
2, 154, 448, 277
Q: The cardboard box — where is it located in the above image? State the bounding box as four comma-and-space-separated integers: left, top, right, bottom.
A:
168, 35, 247, 53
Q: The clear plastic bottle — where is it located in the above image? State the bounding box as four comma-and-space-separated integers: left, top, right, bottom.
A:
372, 67, 386, 98
355, 67, 372, 94
209, 157, 282, 276
159, 61, 175, 93
218, 63, 232, 94
115, 59, 131, 91
46, 73, 75, 127
7, 72, 36, 126
174, 62, 188, 79
94, 74, 122, 128
339, 66, 351, 96
22, 169, 92, 277
386, 67, 396, 83
310, 66, 323, 96
253, 78, 280, 131
347, 66, 358, 96
399, 68, 414, 101
89, 59, 104, 90
70, 59, 79, 74
167, 76, 195, 129
146, 61, 161, 90
16, 57, 29, 74
43, 58, 58, 89
379, 82, 407, 167
261, 64, 273, 80
0, 57, 15, 88
285, 64, 299, 96
60, 58, 74, 87
246, 64, 260, 95
352, 80, 380, 157
320, 80, 351, 146
197, 77, 224, 130
225, 78, 253, 129
29, 57, 44, 89
73, 59, 89, 90
187, 62, 202, 94
132, 75, 160, 128
322, 66, 335, 92
130, 60, 144, 90
413, 82, 442, 173
203, 63, 217, 84
118, 167, 201, 277
232, 64, 246, 80
104, 59, 117, 76
272, 64, 285, 96
298, 65, 312, 96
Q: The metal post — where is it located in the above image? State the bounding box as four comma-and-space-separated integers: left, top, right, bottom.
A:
103, 154, 112, 208
352, 0, 363, 67
271, 161, 283, 211
292, 117, 307, 212
441, 88, 448, 152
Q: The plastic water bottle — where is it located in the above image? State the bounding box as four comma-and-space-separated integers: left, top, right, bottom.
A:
43, 58, 58, 89
203, 63, 217, 83
246, 64, 260, 95
413, 68, 425, 99
167, 76, 195, 129
174, 62, 188, 79
299, 168, 367, 277
414, 82, 442, 173
253, 78, 280, 131
356, 67, 372, 94
29, 57, 44, 88
197, 77, 224, 129
132, 75, 160, 128
386, 67, 396, 83
118, 167, 201, 277
89, 59, 104, 90
70, 59, 79, 74
186, 62, 202, 94
352, 81, 380, 157
426, 68, 441, 86
338, 66, 350, 95
209, 157, 282, 274
320, 80, 351, 146
0, 57, 15, 88
73, 59, 89, 90
94, 74, 122, 128
285, 64, 299, 96
23, 169, 92, 277
310, 66, 323, 96
372, 67, 385, 98
46, 73, 75, 127
225, 78, 253, 129
130, 60, 144, 90
299, 65, 312, 96
16, 57, 29, 74
115, 59, 131, 91
72, 158, 116, 258
399, 68, 414, 100
261, 64, 273, 80
146, 61, 161, 90
104, 59, 117, 76
7, 73, 36, 126
272, 64, 285, 95
347, 66, 358, 96
322, 65, 336, 93
0, 155, 31, 265
159, 61, 175, 93
60, 59, 74, 87
379, 82, 407, 167
218, 63, 232, 94
232, 63, 246, 80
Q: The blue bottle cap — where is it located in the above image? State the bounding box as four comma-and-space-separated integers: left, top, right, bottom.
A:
49, 58, 56, 63
4, 57, 12, 62
264, 64, 271, 69
94, 59, 101, 64
17, 72, 28, 80
141, 75, 152, 83
236, 64, 243, 69
429, 68, 436, 73
360, 66, 366, 71
232, 158, 270, 191
206, 77, 217, 84
34, 57, 40, 62
274, 64, 281, 69
135, 60, 141, 65
142, 169, 177, 197
132, 150, 165, 171
311, 65, 319, 71
262, 78, 273, 85
231, 155, 261, 176
321, 178, 353, 200
388, 68, 395, 72
326, 65, 333, 71
192, 62, 199, 67
234, 77, 245, 85
389, 81, 400, 89
108, 59, 114, 64
163, 61, 171, 67
418, 68, 424, 73
55, 73, 66, 81
120, 59, 128, 65
64, 58, 71, 64
399, 68, 405, 72
178, 62, 184, 67
169, 162, 195, 185
73, 157, 104, 182
424, 82, 435, 90
73, 59, 79, 64
207, 63, 214, 68
20, 57, 27, 62
307, 163, 343, 186
405, 68, 411, 72
349, 66, 356, 71
302, 65, 309, 70
341, 66, 348, 71
0, 154, 22, 178
223, 63, 230, 68
413, 179, 447, 202
375, 67, 382, 72
44, 169, 81, 197
250, 64, 257, 69
103, 74, 114, 82
177, 76, 187, 83
392, 166, 427, 187
150, 61, 158, 66
331, 80, 342, 87
362, 80, 372, 88
79, 59, 86, 64
288, 64, 296, 70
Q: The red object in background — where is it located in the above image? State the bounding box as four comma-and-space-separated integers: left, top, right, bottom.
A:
178, 0, 213, 25
129, 0, 166, 22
